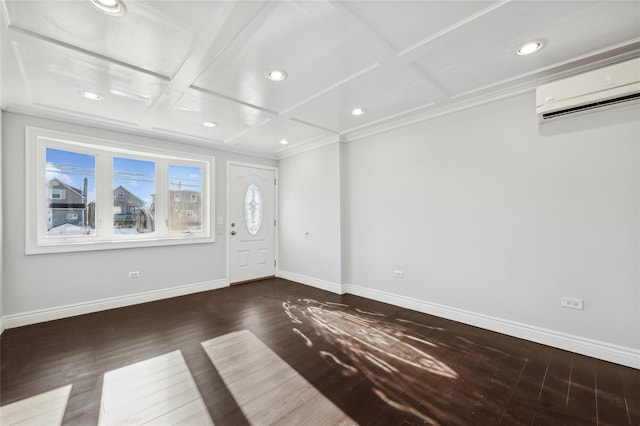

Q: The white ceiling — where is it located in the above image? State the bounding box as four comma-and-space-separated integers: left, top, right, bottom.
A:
1, 0, 639, 158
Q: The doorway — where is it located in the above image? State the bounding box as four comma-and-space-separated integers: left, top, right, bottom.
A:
227, 162, 277, 284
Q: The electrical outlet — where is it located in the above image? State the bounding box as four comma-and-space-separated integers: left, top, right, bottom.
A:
128, 271, 140, 278
394, 270, 404, 278
561, 296, 583, 310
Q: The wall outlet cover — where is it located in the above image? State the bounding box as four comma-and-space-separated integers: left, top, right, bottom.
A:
561, 296, 583, 310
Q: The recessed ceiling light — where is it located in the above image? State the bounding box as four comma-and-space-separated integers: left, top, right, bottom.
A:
89, 0, 127, 16
280, 139, 289, 145
265, 69, 287, 81
80, 90, 103, 101
351, 107, 366, 116
202, 121, 217, 128
517, 41, 544, 56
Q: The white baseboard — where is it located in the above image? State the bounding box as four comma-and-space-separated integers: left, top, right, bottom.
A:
0, 315, 4, 335
277, 270, 344, 295
3, 279, 228, 330
343, 283, 640, 369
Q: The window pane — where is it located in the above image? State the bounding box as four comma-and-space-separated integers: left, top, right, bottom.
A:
169, 165, 203, 232
46, 148, 96, 237
113, 157, 156, 234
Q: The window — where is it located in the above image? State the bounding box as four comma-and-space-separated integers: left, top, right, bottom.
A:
45, 147, 95, 236
168, 165, 203, 233
113, 157, 155, 234
26, 127, 214, 254
51, 189, 66, 199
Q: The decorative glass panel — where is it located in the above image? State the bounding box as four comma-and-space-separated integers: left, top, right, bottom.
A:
245, 183, 263, 236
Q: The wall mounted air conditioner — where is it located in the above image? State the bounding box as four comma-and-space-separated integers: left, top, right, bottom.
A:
536, 57, 640, 122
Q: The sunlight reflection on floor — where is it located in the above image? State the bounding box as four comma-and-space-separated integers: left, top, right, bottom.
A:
0, 384, 72, 426
201, 330, 356, 426
98, 350, 213, 426
283, 298, 459, 424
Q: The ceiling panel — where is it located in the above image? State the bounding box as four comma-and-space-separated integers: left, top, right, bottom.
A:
153, 89, 274, 143
229, 117, 333, 153
339, 0, 496, 53
193, 0, 379, 113
290, 65, 444, 133
413, 1, 640, 96
4, 0, 224, 77
11, 38, 168, 125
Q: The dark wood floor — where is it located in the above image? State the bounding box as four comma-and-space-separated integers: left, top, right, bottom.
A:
1, 278, 638, 425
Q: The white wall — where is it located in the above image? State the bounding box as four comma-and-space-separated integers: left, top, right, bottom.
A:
1, 26, 4, 333
344, 92, 639, 353
278, 143, 342, 289
2, 112, 276, 318
0, 109, 4, 332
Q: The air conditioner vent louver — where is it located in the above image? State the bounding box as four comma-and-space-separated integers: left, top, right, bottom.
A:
541, 91, 640, 120
536, 58, 640, 122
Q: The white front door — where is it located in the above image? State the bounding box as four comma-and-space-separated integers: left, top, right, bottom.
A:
228, 163, 276, 284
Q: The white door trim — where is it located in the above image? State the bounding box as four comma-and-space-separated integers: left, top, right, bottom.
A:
226, 160, 278, 284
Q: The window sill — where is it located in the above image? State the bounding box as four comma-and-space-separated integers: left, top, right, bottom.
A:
26, 234, 215, 255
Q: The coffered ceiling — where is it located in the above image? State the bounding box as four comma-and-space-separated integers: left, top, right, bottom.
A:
1, 1, 639, 158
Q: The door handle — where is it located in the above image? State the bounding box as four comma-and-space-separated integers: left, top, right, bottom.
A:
230, 231, 236, 236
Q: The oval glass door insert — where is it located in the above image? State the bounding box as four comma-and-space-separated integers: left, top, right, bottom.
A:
245, 183, 263, 235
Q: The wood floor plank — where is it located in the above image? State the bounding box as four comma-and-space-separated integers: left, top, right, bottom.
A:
565, 354, 597, 424
595, 360, 632, 425
619, 364, 640, 425
142, 399, 213, 426
530, 349, 572, 425
499, 353, 550, 425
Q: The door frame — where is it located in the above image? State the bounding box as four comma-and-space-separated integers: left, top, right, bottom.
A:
226, 160, 279, 285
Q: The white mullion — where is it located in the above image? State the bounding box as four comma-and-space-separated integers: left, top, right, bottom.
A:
97, 152, 114, 240
204, 159, 213, 239
155, 158, 168, 238
34, 139, 48, 247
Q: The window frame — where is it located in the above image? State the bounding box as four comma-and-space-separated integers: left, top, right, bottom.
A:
26, 127, 215, 254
